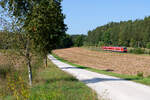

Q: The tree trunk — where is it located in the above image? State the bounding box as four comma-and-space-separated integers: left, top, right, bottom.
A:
45, 56, 48, 68
26, 39, 32, 86
27, 57, 32, 86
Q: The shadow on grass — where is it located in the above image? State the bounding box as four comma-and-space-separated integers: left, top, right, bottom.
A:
81, 77, 143, 84
60, 66, 143, 83
46, 77, 78, 84
60, 66, 87, 69
82, 77, 124, 83
61, 66, 143, 82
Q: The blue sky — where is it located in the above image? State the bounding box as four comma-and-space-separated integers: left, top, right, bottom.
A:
62, 0, 150, 35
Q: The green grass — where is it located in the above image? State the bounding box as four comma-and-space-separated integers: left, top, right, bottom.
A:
52, 53, 150, 86
30, 61, 98, 100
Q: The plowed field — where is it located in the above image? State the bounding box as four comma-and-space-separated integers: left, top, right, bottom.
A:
53, 47, 150, 76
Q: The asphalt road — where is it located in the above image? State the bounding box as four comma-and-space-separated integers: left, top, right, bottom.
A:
48, 55, 150, 100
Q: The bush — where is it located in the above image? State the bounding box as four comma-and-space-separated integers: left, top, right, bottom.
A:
146, 42, 150, 49
98, 41, 105, 47
137, 72, 143, 78
129, 48, 145, 54
0, 64, 12, 78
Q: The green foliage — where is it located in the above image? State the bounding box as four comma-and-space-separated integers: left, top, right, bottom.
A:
85, 17, 150, 47
137, 72, 144, 78
146, 42, 150, 49
98, 41, 105, 47
130, 39, 136, 47
0, 64, 12, 78
27, 0, 67, 58
0, 32, 13, 49
0, 0, 67, 58
102, 31, 111, 45
71, 34, 87, 47
58, 34, 73, 48
129, 48, 145, 54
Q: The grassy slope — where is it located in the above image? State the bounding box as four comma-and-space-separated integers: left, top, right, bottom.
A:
52, 53, 150, 86
30, 60, 98, 100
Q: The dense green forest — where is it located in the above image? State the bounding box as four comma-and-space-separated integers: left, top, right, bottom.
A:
85, 16, 150, 48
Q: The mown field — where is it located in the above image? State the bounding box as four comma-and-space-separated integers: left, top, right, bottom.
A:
53, 47, 150, 77
0, 50, 98, 100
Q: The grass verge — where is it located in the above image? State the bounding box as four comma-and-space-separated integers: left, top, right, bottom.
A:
52, 53, 150, 86
30, 60, 98, 100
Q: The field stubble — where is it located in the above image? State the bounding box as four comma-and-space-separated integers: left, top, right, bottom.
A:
53, 47, 150, 77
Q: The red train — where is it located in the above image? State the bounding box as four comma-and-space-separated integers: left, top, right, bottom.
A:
101, 46, 127, 52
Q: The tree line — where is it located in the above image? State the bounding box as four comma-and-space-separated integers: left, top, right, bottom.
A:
57, 16, 150, 49
85, 16, 150, 48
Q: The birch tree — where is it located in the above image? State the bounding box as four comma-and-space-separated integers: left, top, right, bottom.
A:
0, 0, 67, 85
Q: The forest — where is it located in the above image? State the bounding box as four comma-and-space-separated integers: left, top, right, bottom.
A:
58, 16, 150, 49
85, 16, 150, 48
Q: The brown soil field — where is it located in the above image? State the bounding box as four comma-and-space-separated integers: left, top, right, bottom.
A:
53, 47, 150, 76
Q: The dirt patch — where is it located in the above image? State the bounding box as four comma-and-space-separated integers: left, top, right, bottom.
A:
53, 47, 150, 76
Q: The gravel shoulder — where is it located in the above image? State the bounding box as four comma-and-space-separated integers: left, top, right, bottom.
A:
48, 54, 150, 100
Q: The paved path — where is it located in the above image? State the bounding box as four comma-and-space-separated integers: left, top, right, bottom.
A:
48, 55, 150, 100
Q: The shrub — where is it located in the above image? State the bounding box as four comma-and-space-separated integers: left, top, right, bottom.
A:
130, 39, 136, 47
98, 41, 105, 47
137, 72, 143, 78
146, 42, 150, 49
129, 48, 145, 54
0, 64, 12, 78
